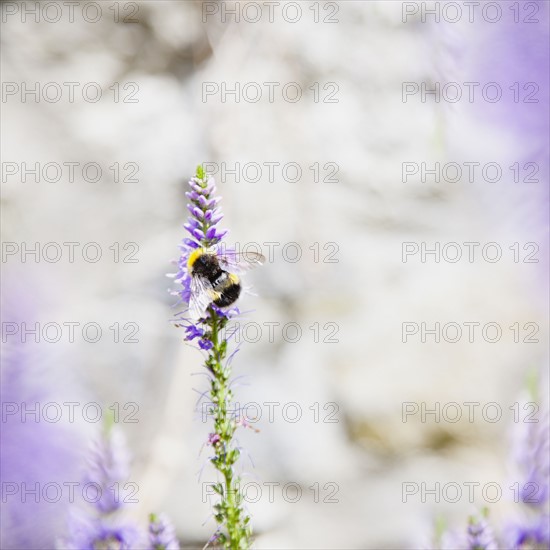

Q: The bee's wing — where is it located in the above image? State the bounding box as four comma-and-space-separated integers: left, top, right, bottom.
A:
189, 276, 215, 320
217, 250, 265, 274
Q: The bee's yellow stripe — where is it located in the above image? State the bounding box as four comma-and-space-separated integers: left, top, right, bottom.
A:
187, 248, 205, 270
228, 273, 240, 284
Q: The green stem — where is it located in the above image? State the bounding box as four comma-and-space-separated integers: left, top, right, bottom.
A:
206, 310, 251, 550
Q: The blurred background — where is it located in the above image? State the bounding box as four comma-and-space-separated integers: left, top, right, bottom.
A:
1, 1, 549, 548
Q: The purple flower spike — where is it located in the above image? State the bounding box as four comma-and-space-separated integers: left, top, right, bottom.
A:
172, 166, 254, 548
61, 425, 144, 550
175, 166, 231, 342
84, 426, 131, 514
516, 407, 550, 508
504, 393, 550, 549
466, 516, 498, 550
148, 513, 180, 550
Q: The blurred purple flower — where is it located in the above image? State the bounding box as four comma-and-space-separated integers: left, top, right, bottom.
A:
472, 1, 549, 151
148, 513, 180, 550
466, 516, 499, 550
504, 394, 550, 550
60, 425, 143, 549
62, 515, 142, 550
470, 1, 549, 282
0, 274, 87, 549
504, 514, 550, 550
438, 513, 499, 550
514, 407, 550, 508
83, 425, 132, 514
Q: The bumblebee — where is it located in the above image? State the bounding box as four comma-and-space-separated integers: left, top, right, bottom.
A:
187, 248, 264, 319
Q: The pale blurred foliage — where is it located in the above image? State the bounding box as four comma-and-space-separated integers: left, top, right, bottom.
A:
1, 1, 548, 548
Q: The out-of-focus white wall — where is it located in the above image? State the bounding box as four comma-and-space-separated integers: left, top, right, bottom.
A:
1, 1, 548, 548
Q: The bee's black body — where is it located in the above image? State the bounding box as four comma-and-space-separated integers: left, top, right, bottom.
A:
213, 277, 241, 307
191, 253, 223, 282
190, 252, 242, 308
